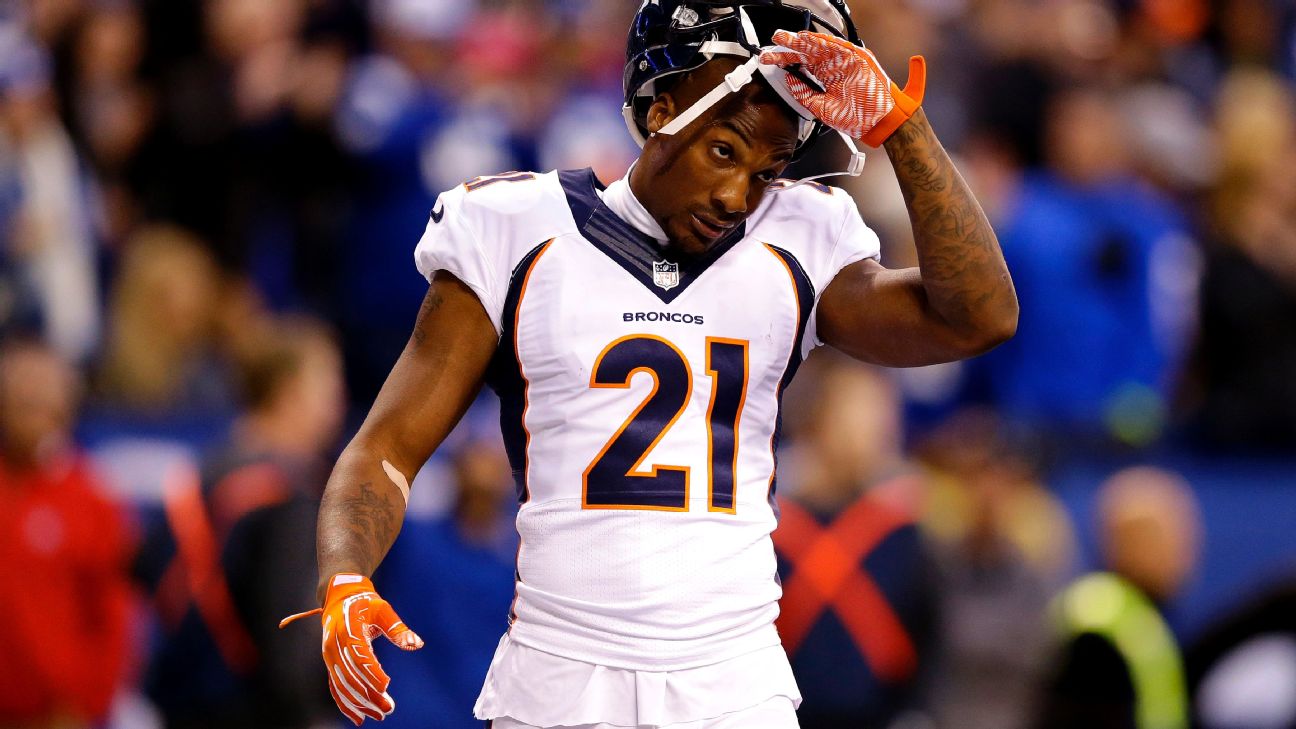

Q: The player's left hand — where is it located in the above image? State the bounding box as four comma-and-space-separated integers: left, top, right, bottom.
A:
760, 30, 925, 148
280, 573, 424, 725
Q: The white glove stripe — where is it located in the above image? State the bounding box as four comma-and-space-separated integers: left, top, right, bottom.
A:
344, 640, 383, 690
341, 592, 378, 642
333, 634, 383, 711
326, 676, 363, 724
332, 661, 376, 712
351, 643, 385, 685
331, 666, 380, 719
340, 643, 378, 699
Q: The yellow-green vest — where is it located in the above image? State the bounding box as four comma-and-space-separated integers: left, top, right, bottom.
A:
1055, 572, 1189, 729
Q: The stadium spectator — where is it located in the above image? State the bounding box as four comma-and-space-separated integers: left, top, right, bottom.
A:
917, 410, 1071, 729
81, 223, 234, 453
76, 226, 235, 594
374, 435, 519, 729
329, 0, 458, 401
136, 317, 344, 728
1035, 466, 1200, 729
62, 2, 153, 243
776, 357, 940, 728
0, 339, 133, 728
76, 227, 249, 607
0, 27, 100, 362
972, 86, 1198, 450
1185, 69, 1296, 451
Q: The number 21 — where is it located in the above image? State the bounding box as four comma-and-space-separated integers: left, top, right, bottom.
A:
582, 336, 749, 513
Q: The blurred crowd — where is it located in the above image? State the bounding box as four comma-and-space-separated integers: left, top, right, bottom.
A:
2, 0, 1296, 727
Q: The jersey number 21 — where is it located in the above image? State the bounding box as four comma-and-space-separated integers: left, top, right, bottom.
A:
583, 335, 749, 514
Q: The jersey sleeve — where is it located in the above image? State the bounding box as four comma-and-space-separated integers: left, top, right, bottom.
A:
805, 189, 882, 351
413, 171, 573, 337
829, 192, 882, 272
413, 184, 507, 335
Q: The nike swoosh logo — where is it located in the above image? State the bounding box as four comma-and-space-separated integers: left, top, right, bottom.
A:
429, 202, 444, 223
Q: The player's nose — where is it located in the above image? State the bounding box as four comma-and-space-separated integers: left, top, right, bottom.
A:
711, 171, 749, 218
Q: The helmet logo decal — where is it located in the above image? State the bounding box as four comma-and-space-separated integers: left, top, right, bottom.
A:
672, 6, 699, 27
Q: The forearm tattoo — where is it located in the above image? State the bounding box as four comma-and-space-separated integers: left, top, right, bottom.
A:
317, 471, 405, 585
884, 110, 1015, 330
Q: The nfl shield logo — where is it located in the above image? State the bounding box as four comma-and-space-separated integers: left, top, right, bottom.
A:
652, 260, 680, 291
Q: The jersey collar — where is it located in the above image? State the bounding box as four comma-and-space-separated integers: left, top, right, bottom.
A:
559, 168, 746, 305
597, 165, 670, 245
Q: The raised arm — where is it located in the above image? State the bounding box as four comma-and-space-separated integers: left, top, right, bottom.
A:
761, 31, 1018, 367
817, 109, 1018, 366
316, 270, 498, 600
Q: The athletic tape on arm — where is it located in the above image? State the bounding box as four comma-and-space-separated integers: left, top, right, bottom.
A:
381, 460, 411, 505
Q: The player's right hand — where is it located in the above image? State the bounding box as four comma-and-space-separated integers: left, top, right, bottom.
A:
760, 30, 925, 147
280, 573, 424, 725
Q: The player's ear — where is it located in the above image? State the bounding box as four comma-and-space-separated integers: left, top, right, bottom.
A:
646, 93, 678, 135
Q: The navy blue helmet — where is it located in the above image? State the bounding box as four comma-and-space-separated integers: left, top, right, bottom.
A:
622, 0, 860, 158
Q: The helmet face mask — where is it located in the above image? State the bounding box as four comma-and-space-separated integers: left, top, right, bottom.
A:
623, 0, 860, 157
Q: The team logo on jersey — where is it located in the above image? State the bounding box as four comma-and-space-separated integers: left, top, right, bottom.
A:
652, 260, 680, 291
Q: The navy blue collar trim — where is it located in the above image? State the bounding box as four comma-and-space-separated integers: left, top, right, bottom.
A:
558, 168, 746, 304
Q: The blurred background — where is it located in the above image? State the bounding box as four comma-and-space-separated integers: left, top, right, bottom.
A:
1, 0, 1294, 727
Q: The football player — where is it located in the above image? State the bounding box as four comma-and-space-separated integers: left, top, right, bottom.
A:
283, 1, 1018, 727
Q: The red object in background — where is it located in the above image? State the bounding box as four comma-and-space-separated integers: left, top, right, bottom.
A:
1142, 0, 1209, 43
0, 454, 133, 724
456, 9, 542, 80
775, 494, 919, 683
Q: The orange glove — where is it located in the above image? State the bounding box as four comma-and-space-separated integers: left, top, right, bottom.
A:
280, 573, 424, 725
760, 30, 926, 148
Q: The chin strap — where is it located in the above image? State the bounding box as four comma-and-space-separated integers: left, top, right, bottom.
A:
769, 131, 867, 192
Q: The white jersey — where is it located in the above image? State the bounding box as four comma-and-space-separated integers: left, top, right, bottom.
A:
414, 168, 879, 672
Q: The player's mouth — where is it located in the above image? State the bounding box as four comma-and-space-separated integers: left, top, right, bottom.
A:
690, 213, 735, 241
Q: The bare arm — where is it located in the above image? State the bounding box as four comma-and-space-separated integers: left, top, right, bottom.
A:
818, 109, 1018, 366
316, 271, 498, 601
